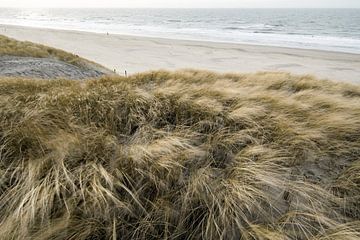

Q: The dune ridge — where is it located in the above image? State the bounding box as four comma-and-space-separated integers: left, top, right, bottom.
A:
0, 70, 360, 239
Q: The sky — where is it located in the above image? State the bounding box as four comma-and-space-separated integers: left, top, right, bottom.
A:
0, 0, 359, 8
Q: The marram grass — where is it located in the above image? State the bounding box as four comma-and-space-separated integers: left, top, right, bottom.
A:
0, 70, 360, 239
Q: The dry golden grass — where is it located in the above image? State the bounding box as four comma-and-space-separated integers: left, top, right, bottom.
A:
0, 69, 359, 239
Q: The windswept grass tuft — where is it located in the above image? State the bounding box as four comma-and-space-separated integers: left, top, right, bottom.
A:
0, 70, 360, 239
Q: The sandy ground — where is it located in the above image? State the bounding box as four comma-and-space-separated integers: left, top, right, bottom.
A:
0, 56, 106, 79
1, 24, 359, 83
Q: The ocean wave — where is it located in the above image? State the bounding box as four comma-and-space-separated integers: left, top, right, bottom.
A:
223, 27, 242, 30
167, 19, 182, 23
254, 30, 277, 34
0, 8, 359, 54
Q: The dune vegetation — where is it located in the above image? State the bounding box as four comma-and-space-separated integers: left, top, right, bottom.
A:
0, 68, 360, 239
0, 34, 104, 70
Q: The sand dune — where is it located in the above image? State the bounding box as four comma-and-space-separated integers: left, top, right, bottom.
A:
1, 28, 360, 240
1, 24, 359, 83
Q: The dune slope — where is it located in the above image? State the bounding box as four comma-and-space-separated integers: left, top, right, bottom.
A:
0, 35, 112, 79
0, 70, 360, 239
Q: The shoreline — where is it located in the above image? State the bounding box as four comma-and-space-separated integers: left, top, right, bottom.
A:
2, 23, 360, 56
1, 24, 360, 83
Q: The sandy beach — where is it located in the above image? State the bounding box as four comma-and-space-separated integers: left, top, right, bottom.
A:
1, 24, 359, 83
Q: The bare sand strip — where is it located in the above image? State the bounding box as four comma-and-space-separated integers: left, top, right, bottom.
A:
1, 24, 359, 83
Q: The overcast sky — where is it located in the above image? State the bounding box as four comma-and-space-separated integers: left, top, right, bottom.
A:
1, 0, 359, 8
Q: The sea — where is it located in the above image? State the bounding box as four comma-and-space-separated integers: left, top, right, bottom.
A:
0, 8, 360, 53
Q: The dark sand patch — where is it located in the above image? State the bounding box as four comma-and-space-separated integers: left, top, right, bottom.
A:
0, 56, 108, 79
